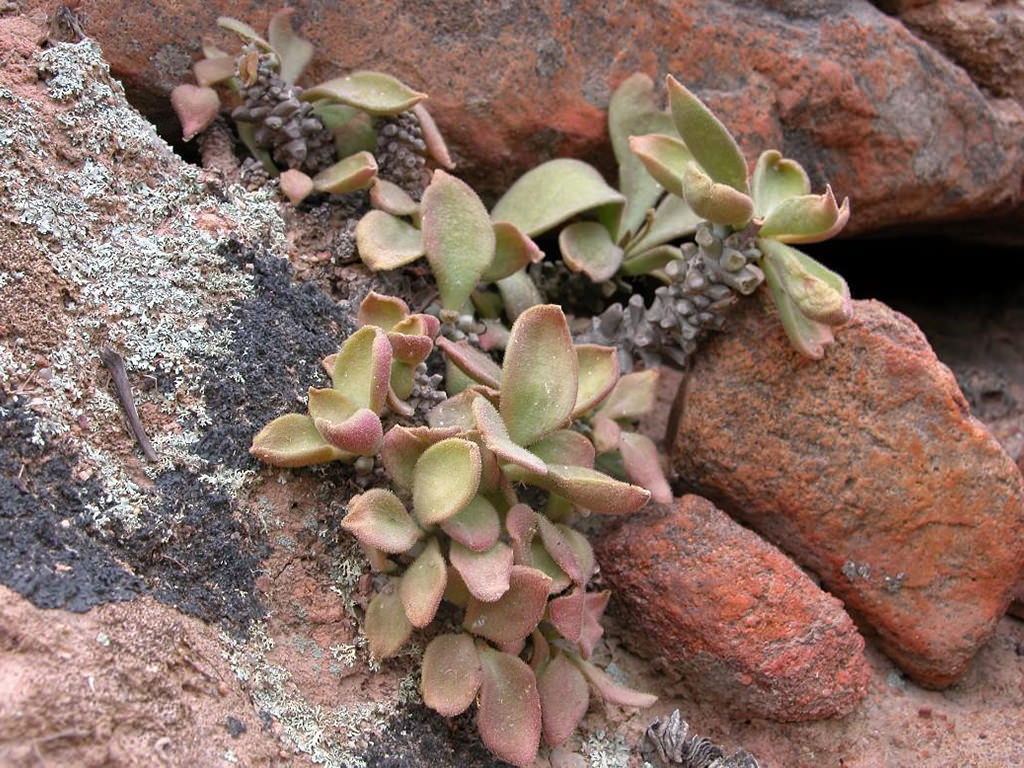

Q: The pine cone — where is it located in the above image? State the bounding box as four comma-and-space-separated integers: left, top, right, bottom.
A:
374, 111, 429, 199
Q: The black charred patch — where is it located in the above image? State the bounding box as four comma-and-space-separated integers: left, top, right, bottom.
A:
359, 703, 502, 768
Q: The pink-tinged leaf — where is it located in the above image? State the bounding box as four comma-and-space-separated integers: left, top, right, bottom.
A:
558, 525, 595, 584
618, 431, 672, 505
578, 592, 610, 659
365, 585, 413, 659
358, 291, 409, 331
381, 425, 460, 492
407, 313, 441, 340
751, 149, 811, 220
761, 247, 837, 358
500, 304, 578, 447
313, 151, 378, 194
201, 36, 228, 60
536, 515, 583, 584
387, 384, 416, 416
558, 221, 623, 282
529, 538, 572, 594
538, 654, 590, 747
308, 386, 356, 422
572, 345, 620, 418
399, 537, 447, 628
591, 414, 621, 454
421, 170, 496, 312
530, 630, 550, 673
321, 105, 377, 158
413, 438, 482, 525
436, 337, 502, 389
279, 169, 314, 206
427, 389, 480, 430
548, 587, 585, 642
321, 353, 338, 380
450, 540, 514, 602
758, 185, 850, 244
682, 162, 754, 228
571, 655, 657, 708
443, 566, 471, 607
472, 396, 548, 475
301, 71, 427, 115
315, 407, 383, 456
441, 494, 501, 552
193, 55, 236, 87
628, 132, 694, 198
421, 634, 482, 717
342, 488, 422, 554
463, 565, 552, 645
216, 16, 270, 48
506, 503, 537, 565
504, 464, 651, 516
597, 369, 659, 421
495, 270, 543, 321
387, 331, 433, 367
267, 8, 314, 85
528, 430, 595, 469
360, 542, 397, 573
462, 429, 503, 494
477, 319, 509, 351
250, 413, 347, 467
413, 102, 455, 169
491, 158, 625, 238
331, 325, 392, 413
370, 178, 420, 218
544, 494, 575, 524
477, 646, 543, 768
171, 84, 220, 141
483, 222, 544, 283
758, 238, 852, 326
666, 75, 748, 194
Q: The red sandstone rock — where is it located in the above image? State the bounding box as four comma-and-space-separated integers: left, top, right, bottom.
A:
28, 0, 1024, 234
670, 295, 1024, 688
596, 495, 870, 722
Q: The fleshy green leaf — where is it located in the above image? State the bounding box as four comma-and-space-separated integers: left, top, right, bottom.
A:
591, 413, 621, 454
682, 162, 754, 228
250, 413, 347, 467
624, 193, 701, 256
314, 103, 377, 158
356, 210, 424, 271
307, 386, 357, 423
529, 538, 572, 594
412, 103, 455, 169
620, 245, 682, 276
361, 542, 397, 574
427, 389, 482, 430
495, 270, 543, 321
472, 396, 548, 475
500, 305, 578, 447
628, 133, 694, 198
761, 250, 836, 359
491, 159, 625, 238
267, 8, 313, 85
483, 222, 544, 283
399, 537, 447, 627
477, 646, 543, 768
357, 291, 409, 331
312, 151, 378, 194
380, 425, 460, 492
528, 430, 595, 469
572, 344, 620, 417
751, 149, 811, 220
579, 591, 609, 659
464, 565, 552, 645
342, 488, 422, 554
387, 331, 433, 367
235, 121, 277, 175
757, 186, 851, 244
193, 56, 236, 87
597, 369, 659, 421
504, 464, 650, 515
421, 170, 496, 311
171, 84, 220, 142
666, 75, 748, 194
559, 222, 623, 282
758, 238, 852, 326
370, 179, 420, 218
443, 566, 471, 607
301, 71, 427, 115
441, 494, 501, 552
536, 514, 582, 584
505, 503, 537, 564
413, 438, 482, 525
216, 16, 270, 48
436, 337, 502, 389
538, 653, 590, 747
618, 431, 672, 505
314, 407, 383, 456
421, 634, 482, 717
331, 325, 392, 412
365, 586, 413, 659
279, 169, 314, 206
558, 524, 595, 583
450, 540, 514, 602
570, 655, 657, 708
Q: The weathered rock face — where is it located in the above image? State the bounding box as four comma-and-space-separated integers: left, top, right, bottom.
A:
595, 495, 870, 722
25, 0, 1024, 234
670, 295, 1024, 688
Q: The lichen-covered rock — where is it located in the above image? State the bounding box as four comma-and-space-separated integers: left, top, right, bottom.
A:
670, 294, 1024, 688
26, 0, 1024, 234
596, 495, 870, 722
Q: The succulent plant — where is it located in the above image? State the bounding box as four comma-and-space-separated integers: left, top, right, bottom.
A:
250, 293, 662, 765
169, 10, 453, 202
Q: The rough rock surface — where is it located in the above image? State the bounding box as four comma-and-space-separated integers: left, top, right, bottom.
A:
595, 495, 871, 722
21, 0, 1024, 234
670, 294, 1024, 688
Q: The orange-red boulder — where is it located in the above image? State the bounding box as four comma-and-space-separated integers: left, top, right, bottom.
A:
596, 495, 870, 722
670, 295, 1024, 688
27, 0, 1024, 233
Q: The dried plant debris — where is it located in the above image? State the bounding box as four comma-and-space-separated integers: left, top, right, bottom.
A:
642, 710, 760, 768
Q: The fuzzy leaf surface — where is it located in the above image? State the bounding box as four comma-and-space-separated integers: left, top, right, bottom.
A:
365, 587, 413, 659
312, 151, 378, 194
751, 149, 811, 220
559, 222, 623, 282
472, 396, 548, 475
412, 103, 455, 169
758, 239, 852, 325
495, 270, 544, 321
504, 464, 650, 515
381, 425, 459, 492
463, 565, 552, 645
301, 71, 427, 114
399, 537, 447, 627
757, 186, 850, 244
483, 222, 545, 283
597, 369, 659, 421
628, 133, 694, 198
357, 291, 409, 331
421, 634, 482, 717
667, 75, 748, 193
618, 431, 672, 504
528, 429, 595, 469
315, 407, 383, 456
342, 488, 422, 554
331, 325, 392, 412
193, 56, 235, 87
437, 337, 502, 389
625, 192, 700, 256
538, 653, 590, 747
279, 169, 314, 206
450, 540, 514, 602
171, 84, 220, 141
441, 494, 502, 553
250, 413, 346, 467
682, 163, 753, 227
572, 344, 620, 418
413, 438, 482, 525
370, 179, 420, 218
477, 647, 542, 768
572, 655, 657, 708
267, 8, 313, 85
763, 254, 836, 359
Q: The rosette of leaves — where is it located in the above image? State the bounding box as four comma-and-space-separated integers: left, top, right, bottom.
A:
169, 10, 452, 204
336, 304, 658, 766
249, 291, 439, 466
